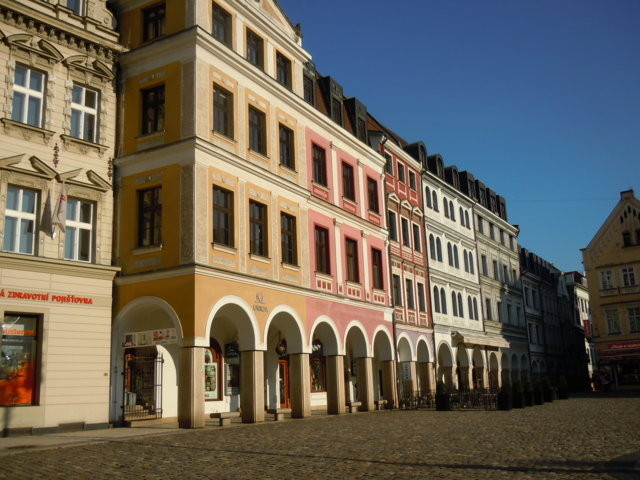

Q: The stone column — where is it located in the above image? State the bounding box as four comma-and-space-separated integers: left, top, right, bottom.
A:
178, 346, 204, 429
289, 353, 311, 418
381, 360, 397, 409
326, 355, 346, 414
356, 357, 374, 411
482, 367, 490, 389
427, 362, 436, 393
240, 350, 265, 423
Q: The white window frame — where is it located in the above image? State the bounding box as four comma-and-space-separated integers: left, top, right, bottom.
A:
64, 197, 94, 262
71, 84, 99, 142
12, 65, 45, 128
600, 270, 615, 289
605, 310, 620, 334
622, 267, 636, 287
66, 0, 85, 15
412, 222, 421, 253
400, 217, 411, 248
3, 185, 38, 255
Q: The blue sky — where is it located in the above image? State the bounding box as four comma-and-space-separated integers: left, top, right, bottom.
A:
277, 0, 640, 273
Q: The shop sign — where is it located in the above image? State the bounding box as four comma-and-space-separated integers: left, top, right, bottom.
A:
253, 292, 268, 313
122, 328, 177, 347
225, 342, 240, 358
401, 362, 412, 381
0, 287, 94, 305
608, 341, 640, 350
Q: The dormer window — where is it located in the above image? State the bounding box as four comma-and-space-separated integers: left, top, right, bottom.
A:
331, 97, 342, 125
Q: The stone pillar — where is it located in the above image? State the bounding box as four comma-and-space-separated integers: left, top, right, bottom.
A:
482, 367, 490, 389
381, 360, 397, 409
289, 353, 311, 418
178, 346, 205, 429
240, 350, 265, 423
356, 357, 374, 411
466, 367, 474, 391
427, 362, 436, 393
326, 355, 346, 414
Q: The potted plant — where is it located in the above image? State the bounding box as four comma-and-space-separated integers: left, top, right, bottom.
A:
435, 380, 451, 411
542, 376, 553, 402
497, 382, 512, 410
524, 379, 534, 406
511, 380, 524, 408
558, 375, 569, 400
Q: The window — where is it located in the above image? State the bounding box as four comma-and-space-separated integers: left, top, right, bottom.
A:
459, 207, 464, 225
489, 223, 495, 240
453, 245, 459, 269
412, 224, 421, 252
276, 52, 292, 89
249, 200, 267, 257
443, 198, 449, 218
433, 286, 440, 313
312, 144, 327, 186
367, 178, 379, 213
628, 307, 640, 333
600, 270, 615, 289
485, 298, 492, 320
605, 310, 620, 334
436, 238, 442, 262
0, 314, 39, 406
409, 171, 417, 190
440, 288, 447, 314
481, 255, 488, 276
425, 186, 432, 208
280, 212, 297, 266
12, 65, 45, 128
388, 211, 398, 242
303, 75, 315, 105
405, 279, 415, 310
248, 106, 266, 154
451, 292, 458, 317
447, 242, 453, 266
492, 260, 499, 280
509, 235, 515, 250
331, 97, 342, 125
66, 0, 84, 15
457, 293, 463, 318
65, 198, 93, 262
467, 296, 473, 319
3, 186, 37, 254
213, 186, 234, 247
449, 201, 455, 221
279, 124, 294, 169
138, 187, 162, 247
397, 163, 405, 183
507, 304, 513, 324
463, 250, 469, 272
468, 252, 474, 274
503, 265, 509, 284
432, 191, 439, 212
213, 84, 234, 138
622, 267, 636, 287
417, 283, 426, 312
497, 301, 503, 322
500, 230, 505, 245
401, 218, 411, 247
384, 153, 393, 174
392, 274, 402, 306
141, 85, 165, 135
246, 29, 264, 69
464, 211, 470, 229
315, 226, 330, 274
71, 84, 98, 142
477, 215, 484, 234
473, 298, 479, 320
142, 3, 165, 41
371, 248, 384, 290
345, 238, 359, 283
310, 340, 326, 392
429, 235, 436, 260
212, 2, 232, 47
204, 346, 222, 401
342, 162, 355, 201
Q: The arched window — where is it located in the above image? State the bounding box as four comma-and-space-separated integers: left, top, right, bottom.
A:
310, 340, 326, 392
464, 211, 470, 229
433, 286, 440, 313
453, 245, 459, 269
473, 298, 479, 320
436, 238, 443, 261
447, 242, 453, 266
440, 288, 447, 314
468, 296, 473, 319
451, 291, 458, 316
443, 197, 449, 218
429, 234, 436, 260
468, 252, 474, 274
432, 191, 439, 212
425, 186, 432, 208
463, 250, 469, 272
450, 201, 455, 220
459, 207, 464, 225
458, 293, 464, 317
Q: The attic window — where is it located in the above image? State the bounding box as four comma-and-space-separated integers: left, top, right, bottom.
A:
331, 97, 342, 125
303, 75, 315, 105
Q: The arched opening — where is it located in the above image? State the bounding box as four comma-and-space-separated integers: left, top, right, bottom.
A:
416, 338, 434, 394
344, 324, 369, 405
472, 347, 486, 389
456, 346, 471, 391
437, 343, 454, 390
373, 329, 395, 408
309, 319, 340, 412
396, 336, 413, 397
488, 352, 500, 390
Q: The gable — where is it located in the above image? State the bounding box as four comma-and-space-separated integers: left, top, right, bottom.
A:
253, 0, 299, 39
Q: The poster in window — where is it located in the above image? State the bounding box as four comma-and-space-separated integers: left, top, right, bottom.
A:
204, 349, 219, 400
0, 315, 37, 406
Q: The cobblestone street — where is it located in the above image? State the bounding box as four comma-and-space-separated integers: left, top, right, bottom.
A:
0, 395, 638, 480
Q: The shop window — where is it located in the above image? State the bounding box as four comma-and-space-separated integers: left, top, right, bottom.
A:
367, 177, 379, 213
71, 84, 99, 142
371, 247, 383, 290
224, 342, 240, 395
249, 200, 267, 257
276, 52, 292, 89
310, 340, 326, 392
248, 106, 266, 154
142, 3, 165, 42
279, 124, 294, 169
246, 29, 264, 70
213, 185, 234, 247
280, 212, 297, 266
65, 198, 94, 262
213, 83, 234, 139
312, 144, 327, 186
204, 345, 222, 401
345, 237, 359, 283
137, 186, 162, 248
212, 2, 232, 47
3, 185, 38, 255
342, 162, 355, 201
12, 65, 45, 128
314, 226, 330, 274
141, 84, 165, 135
0, 314, 39, 406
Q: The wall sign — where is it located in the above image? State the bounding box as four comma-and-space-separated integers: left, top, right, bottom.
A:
122, 328, 177, 347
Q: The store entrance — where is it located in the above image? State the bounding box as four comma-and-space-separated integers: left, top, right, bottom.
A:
123, 347, 163, 421
278, 359, 290, 408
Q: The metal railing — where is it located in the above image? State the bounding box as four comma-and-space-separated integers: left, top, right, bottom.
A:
399, 389, 498, 411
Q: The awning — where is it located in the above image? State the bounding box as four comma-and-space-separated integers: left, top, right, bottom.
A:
451, 331, 510, 349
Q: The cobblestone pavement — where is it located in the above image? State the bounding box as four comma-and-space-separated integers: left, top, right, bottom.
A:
0, 395, 638, 480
